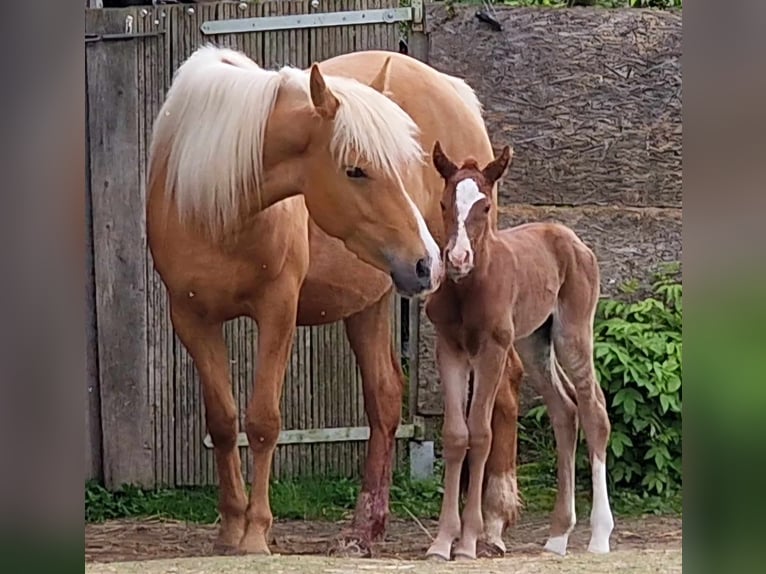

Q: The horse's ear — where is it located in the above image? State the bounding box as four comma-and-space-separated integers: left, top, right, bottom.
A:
309, 63, 339, 119
482, 145, 513, 185
432, 140, 458, 181
369, 56, 392, 94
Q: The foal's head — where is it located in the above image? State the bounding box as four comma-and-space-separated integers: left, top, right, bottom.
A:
432, 141, 512, 281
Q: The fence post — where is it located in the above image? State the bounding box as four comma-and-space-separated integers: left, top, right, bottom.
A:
86, 7, 154, 489
404, 1, 435, 480
407, 0, 429, 63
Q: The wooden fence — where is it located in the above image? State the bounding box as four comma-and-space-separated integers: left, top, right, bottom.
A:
85, 0, 429, 489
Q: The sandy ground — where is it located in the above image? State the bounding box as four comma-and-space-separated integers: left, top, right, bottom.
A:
86, 514, 681, 572
86, 547, 682, 574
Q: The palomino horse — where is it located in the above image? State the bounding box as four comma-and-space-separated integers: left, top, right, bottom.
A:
424, 143, 615, 560
147, 46, 509, 555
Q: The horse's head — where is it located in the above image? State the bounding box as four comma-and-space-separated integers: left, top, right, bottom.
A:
283, 59, 441, 297
432, 141, 512, 282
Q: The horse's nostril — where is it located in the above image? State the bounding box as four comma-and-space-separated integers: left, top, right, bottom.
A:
415, 257, 430, 280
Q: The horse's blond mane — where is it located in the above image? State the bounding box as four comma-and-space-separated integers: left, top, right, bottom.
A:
149, 45, 423, 234
440, 72, 484, 123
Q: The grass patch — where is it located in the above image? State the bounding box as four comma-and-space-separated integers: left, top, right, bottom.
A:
86, 467, 680, 524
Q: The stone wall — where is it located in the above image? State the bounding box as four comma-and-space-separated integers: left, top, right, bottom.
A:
417, 5, 682, 417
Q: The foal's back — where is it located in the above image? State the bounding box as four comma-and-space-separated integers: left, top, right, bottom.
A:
494, 221, 599, 339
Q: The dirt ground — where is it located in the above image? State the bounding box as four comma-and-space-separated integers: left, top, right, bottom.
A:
85, 514, 682, 569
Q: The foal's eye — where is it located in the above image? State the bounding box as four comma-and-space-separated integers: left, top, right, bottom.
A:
345, 166, 368, 179
483, 203, 491, 214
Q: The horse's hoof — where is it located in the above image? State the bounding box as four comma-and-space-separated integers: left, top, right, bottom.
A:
212, 542, 244, 556
237, 537, 272, 556
327, 536, 373, 558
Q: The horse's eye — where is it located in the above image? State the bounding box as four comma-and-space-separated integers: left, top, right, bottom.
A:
345, 166, 367, 179
483, 203, 491, 214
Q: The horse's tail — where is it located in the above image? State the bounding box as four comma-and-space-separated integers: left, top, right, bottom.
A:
148, 45, 282, 236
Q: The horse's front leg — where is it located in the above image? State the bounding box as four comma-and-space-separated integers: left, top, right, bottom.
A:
239, 282, 301, 555
426, 336, 470, 561
170, 302, 247, 553
454, 342, 519, 560
337, 289, 403, 556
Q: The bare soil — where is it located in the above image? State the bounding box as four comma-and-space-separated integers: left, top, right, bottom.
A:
85, 514, 681, 565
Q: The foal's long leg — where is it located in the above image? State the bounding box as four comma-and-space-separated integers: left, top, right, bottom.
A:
480, 354, 522, 556
517, 333, 579, 556
426, 338, 471, 561
170, 302, 247, 553
239, 281, 301, 555
342, 289, 404, 554
454, 343, 517, 560
553, 292, 614, 553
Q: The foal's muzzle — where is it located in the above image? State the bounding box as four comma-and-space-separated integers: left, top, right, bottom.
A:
445, 247, 473, 281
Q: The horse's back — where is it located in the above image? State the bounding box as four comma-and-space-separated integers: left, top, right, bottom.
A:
499, 221, 599, 290
319, 51, 492, 157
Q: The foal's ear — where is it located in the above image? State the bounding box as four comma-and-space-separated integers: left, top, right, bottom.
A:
309, 63, 340, 120
369, 56, 393, 94
482, 145, 513, 185
432, 140, 458, 181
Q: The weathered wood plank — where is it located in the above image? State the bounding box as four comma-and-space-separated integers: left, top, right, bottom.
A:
87, 6, 154, 489
204, 423, 420, 449
85, 71, 102, 482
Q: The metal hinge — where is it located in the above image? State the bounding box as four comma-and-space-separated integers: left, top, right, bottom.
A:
201, 7, 413, 36
85, 31, 165, 44
85, 13, 164, 44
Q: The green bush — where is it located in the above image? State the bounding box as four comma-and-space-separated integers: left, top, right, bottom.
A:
523, 268, 682, 500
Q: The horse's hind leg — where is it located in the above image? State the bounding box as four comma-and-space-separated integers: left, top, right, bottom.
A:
170, 301, 247, 553
553, 287, 614, 553
480, 354, 522, 557
517, 325, 579, 556
340, 289, 404, 556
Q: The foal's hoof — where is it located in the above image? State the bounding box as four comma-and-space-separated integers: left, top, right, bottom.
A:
453, 552, 476, 561
425, 552, 450, 562
477, 539, 506, 558
543, 535, 569, 557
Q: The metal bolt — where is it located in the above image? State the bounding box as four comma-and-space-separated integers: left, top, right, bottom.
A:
154, 19, 160, 26
140, 9, 148, 17
187, 7, 195, 15
311, 0, 320, 8
238, 2, 247, 10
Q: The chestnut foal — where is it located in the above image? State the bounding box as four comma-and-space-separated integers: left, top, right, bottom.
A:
424, 143, 614, 560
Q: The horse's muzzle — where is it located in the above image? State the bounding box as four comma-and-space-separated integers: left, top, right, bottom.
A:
389, 255, 438, 298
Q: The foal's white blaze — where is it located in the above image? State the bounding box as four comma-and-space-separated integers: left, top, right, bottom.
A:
587, 457, 614, 553
403, 190, 443, 290
449, 178, 484, 273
